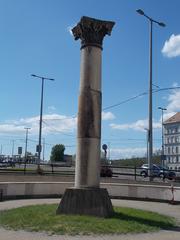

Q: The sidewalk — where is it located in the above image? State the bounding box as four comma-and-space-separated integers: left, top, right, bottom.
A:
0, 199, 180, 240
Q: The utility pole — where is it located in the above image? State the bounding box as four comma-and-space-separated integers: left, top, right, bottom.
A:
43, 138, 45, 161
136, 9, 165, 181
158, 107, 167, 167
24, 127, 31, 162
24, 127, 30, 173
0, 144, 2, 155
31, 74, 54, 169
144, 128, 149, 163
11, 140, 15, 159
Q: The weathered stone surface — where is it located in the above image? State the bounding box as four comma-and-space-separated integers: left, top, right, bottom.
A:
75, 138, 100, 188
75, 45, 102, 188
73, 17, 115, 190
78, 89, 101, 138
56, 188, 114, 217
57, 16, 115, 217
72, 16, 115, 49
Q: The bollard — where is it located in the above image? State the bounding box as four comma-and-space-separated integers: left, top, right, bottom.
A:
170, 183, 175, 205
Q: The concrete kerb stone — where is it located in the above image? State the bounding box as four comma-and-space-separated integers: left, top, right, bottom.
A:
0, 182, 180, 203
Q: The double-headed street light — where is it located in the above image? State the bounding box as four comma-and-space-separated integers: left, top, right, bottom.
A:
158, 107, 167, 167
31, 74, 54, 168
136, 9, 165, 181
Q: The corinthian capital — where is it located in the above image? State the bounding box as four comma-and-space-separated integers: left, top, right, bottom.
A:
72, 16, 115, 49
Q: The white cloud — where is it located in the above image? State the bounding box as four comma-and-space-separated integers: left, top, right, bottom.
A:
166, 88, 180, 113
110, 119, 161, 132
109, 147, 147, 159
109, 87, 180, 133
42, 114, 77, 134
0, 114, 77, 136
160, 87, 180, 122
0, 110, 115, 137
102, 111, 115, 120
0, 124, 25, 135
109, 146, 160, 159
162, 34, 180, 57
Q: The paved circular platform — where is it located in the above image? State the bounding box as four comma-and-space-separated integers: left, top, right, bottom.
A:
0, 199, 180, 240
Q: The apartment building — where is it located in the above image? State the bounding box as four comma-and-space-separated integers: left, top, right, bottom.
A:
164, 112, 180, 170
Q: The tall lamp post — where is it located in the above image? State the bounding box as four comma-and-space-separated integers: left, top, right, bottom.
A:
136, 9, 165, 180
158, 107, 167, 167
31, 74, 54, 168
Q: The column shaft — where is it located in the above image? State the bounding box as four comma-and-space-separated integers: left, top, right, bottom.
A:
75, 46, 102, 188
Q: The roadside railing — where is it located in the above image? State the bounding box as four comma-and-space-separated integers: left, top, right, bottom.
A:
0, 163, 179, 182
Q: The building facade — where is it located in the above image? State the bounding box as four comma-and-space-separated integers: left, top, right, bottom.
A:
164, 112, 180, 170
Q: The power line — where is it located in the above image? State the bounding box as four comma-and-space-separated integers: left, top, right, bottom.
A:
42, 120, 76, 137
102, 86, 180, 111
43, 116, 77, 121
102, 138, 161, 141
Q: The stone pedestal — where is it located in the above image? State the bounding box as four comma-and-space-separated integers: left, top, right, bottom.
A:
56, 188, 113, 217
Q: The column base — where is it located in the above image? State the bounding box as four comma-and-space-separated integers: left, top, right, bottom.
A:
56, 188, 114, 217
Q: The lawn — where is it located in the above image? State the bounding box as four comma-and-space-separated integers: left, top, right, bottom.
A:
0, 204, 177, 235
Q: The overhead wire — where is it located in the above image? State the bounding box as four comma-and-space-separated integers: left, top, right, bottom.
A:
42, 120, 76, 137
102, 86, 180, 111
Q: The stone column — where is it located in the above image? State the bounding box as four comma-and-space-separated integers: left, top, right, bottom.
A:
73, 16, 115, 188
57, 16, 115, 217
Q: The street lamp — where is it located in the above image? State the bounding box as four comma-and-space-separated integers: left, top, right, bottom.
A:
136, 9, 165, 181
31, 74, 54, 168
158, 107, 167, 167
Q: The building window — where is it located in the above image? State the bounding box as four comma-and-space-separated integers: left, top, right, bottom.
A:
168, 147, 171, 154
176, 146, 179, 154
171, 137, 174, 143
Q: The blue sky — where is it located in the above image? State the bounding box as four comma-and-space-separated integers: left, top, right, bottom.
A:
0, 0, 180, 160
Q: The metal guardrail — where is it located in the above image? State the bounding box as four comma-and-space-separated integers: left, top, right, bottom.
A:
0, 163, 179, 182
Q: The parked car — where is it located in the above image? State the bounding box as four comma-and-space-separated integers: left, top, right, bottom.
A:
0, 160, 15, 168
100, 166, 113, 177
159, 166, 176, 180
140, 164, 176, 180
0, 161, 8, 168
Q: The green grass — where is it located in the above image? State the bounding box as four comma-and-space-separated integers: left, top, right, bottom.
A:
0, 204, 177, 235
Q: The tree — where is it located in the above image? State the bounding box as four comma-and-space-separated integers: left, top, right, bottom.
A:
50, 144, 65, 162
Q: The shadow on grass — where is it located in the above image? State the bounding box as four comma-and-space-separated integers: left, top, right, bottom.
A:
112, 211, 180, 232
